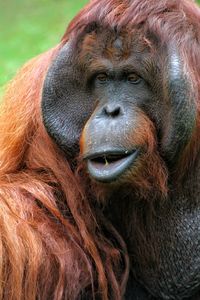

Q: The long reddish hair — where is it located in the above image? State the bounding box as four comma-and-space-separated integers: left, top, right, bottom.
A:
0, 47, 129, 299
1, 0, 200, 299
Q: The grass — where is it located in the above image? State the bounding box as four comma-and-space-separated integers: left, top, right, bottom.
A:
1, 0, 200, 93
0, 0, 88, 92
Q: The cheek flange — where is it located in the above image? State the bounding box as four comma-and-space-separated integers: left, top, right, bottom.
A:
42, 42, 94, 157
161, 49, 196, 163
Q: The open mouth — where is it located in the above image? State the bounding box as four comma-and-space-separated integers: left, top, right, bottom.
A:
85, 149, 139, 182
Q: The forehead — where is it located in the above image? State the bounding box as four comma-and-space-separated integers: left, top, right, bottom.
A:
79, 28, 152, 63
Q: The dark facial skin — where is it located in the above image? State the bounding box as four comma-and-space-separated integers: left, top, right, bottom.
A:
80, 30, 158, 183
81, 55, 153, 182
42, 27, 195, 177
42, 29, 161, 177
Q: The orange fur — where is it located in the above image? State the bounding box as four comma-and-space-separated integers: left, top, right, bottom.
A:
0, 46, 128, 299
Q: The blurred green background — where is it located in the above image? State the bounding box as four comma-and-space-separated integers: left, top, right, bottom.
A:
0, 0, 88, 93
1, 0, 200, 94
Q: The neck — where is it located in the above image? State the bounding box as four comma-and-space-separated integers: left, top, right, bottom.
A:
104, 156, 200, 299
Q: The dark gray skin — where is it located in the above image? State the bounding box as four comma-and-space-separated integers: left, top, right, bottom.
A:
111, 179, 200, 300
42, 27, 199, 300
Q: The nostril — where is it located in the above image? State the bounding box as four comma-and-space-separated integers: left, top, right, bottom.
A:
103, 105, 122, 118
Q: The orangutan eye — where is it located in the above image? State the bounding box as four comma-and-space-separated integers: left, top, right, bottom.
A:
96, 73, 108, 82
127, 73, 141, 84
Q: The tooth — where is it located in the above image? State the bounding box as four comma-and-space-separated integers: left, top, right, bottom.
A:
105, 157, 109, 166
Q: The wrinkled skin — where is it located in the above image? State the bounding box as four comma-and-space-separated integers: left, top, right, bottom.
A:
42, 26, 200, 300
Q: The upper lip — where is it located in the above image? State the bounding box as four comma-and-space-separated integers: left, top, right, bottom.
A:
83, 149, 136, 161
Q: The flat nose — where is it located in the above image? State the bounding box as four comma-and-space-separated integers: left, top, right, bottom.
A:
102, 104, 123, 118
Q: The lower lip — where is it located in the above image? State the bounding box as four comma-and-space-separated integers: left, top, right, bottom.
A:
87, 150, 139, 183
